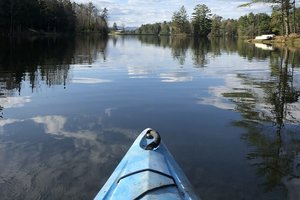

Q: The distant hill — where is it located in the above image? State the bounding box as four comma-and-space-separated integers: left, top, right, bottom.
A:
111, 26, 138, 31
124, 27, 138, 31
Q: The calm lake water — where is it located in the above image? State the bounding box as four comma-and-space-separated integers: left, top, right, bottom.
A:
0, 35, 300, 200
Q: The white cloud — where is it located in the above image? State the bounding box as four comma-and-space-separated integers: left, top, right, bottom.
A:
1, 114, 138, 142
0, 119, 23, 127
196, 58, 300, 125
0, 114, 139, 199
197, 86, 236, 110
160, 72, 193, 82
127, 65, 151, 78
73, 0, 273, 26
0, 96, 31, 109
32, 115, 98, 140
72, 77, 112, 84
33, 116, 66, 134
104, 108, 115, 117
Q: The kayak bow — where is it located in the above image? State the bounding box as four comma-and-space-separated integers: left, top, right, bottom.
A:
94, 128, 200, 200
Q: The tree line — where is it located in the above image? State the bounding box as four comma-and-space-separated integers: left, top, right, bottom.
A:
134, 2, 300, 37
0, 0, 109, 35
240, 0, 299, 36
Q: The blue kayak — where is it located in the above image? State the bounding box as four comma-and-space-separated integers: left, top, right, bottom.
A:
94, 128, 200, 200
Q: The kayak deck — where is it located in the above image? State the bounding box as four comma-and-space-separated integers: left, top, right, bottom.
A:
94, 128, 199, 200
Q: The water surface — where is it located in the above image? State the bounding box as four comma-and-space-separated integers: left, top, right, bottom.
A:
0, 36, 300, 200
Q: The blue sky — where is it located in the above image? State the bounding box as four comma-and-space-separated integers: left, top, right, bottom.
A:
74, 0, 272, 27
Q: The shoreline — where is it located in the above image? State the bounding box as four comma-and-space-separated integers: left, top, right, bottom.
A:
246, 34, 300, 48
0, 29, 108, 38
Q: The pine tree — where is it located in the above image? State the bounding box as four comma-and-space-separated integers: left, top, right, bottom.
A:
172, 6, 190, 34
191, 4, 212, 36
239, 0, 293, 36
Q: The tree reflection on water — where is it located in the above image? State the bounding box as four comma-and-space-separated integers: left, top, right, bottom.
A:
223, 46, 300, 198
117, 36, 300, 198
1, 35, 300, 199
0, 36, 108, 93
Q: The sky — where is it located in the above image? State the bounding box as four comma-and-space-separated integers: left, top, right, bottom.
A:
73, 0, 272, 27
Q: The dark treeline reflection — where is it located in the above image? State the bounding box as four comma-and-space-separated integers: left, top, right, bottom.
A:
0, 37, 75, 92
137, 36, 291, 66
0, 36, 108, 93
0, 36, 108, 120
237, 40, 275, 61
138, 35, 212, 67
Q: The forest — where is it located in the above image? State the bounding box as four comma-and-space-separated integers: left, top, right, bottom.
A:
0, 0, 109, 35
1, 0, 300, 38
134, 2, 300, 37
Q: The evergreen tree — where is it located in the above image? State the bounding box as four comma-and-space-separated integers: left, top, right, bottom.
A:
210, 15, 222, 37
238, 13, 271, 37
113, 22, 118, 31
256, 13, 271, 35
160, 21, 170, 35
191, 4, 212, 36
239, 0, 293, 36
221, 19, 238, 36
0, 0, 109, 35
171, 6, 190, 34
270, 10, 283, 35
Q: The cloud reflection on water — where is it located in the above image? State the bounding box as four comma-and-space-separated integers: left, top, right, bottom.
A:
195, 48, 300, 197
0, 114, 138, 199
198, 86, 236, 110
0, 119, 23, 128
0, 96, 31, 108
197, 55, 300, 125
127, 65, 151, 79
72, 77, 112, 84
160, 72, 193, 83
